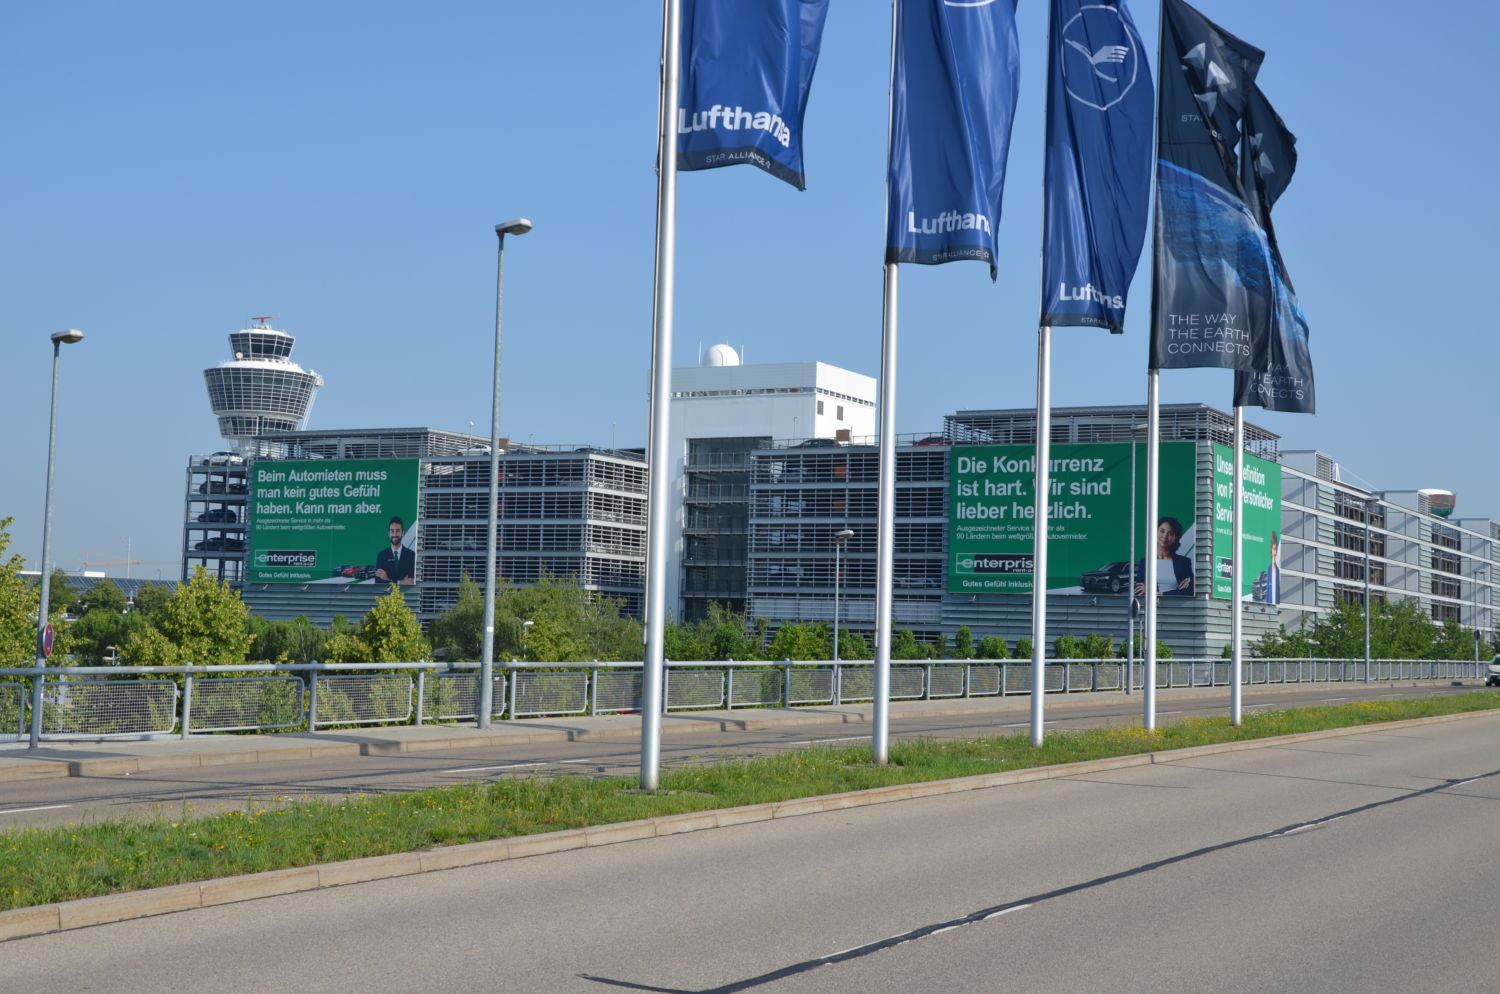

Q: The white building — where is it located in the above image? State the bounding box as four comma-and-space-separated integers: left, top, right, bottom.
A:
668, 345, 876, 621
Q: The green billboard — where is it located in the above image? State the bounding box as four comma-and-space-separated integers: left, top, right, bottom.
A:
248, 458, 420, 584
1211, 444, 1282, 601
949, 442, 1198, 596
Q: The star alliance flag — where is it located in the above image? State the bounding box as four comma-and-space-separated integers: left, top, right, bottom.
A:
1149, 0, 1273, 373
677, 0, 830, 190
887, 0, 1020, 279
1040, 0, 1153, 333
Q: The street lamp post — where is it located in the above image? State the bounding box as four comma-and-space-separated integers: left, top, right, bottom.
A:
479, 219, 532, 729
1475, 565, 1489, 674
832, 528, 854, 661
30, 329, 85, 749
1364, 497, 1375, 683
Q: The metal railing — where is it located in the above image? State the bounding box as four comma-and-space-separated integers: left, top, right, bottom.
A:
0, 657, 1484, 743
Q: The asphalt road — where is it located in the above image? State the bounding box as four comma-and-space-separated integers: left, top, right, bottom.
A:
3, 708, 1497, 992
0, 682, 1483, 829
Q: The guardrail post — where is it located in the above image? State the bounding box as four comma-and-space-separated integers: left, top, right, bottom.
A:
414, 669, 425, 726
181, 666, 194, 740
726, 664, 736, 710
662, 665, 671, 714
783, 661, 791, 708
307, 665, 319, 732
508, 661, 519, 719
923, 663, 931, 700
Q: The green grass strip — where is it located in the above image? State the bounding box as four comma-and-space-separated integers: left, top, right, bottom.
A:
5, 692, 1499, 911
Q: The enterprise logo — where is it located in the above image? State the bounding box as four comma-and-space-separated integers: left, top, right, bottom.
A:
255, 549, 317, 568
957, 554, 1033, 575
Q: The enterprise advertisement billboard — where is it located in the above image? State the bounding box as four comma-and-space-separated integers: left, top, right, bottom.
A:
949, 442, 1197, 596
248, 458, 420, 584
1211, 444, 1283, 602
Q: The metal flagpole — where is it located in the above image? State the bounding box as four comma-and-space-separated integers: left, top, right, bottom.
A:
1029, 327, 1052, 747
1230, 405, 1244, 725
640, 0, 681, 791
872, 0, 901, 766
1143, 369, 1160, 730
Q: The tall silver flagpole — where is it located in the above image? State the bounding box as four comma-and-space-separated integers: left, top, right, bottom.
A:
872, 0, 901, 766
1029, 326, 1052, 747
1143, 369, 1160, 730
640, 0, 681, 791
1230, 405, 1245, 725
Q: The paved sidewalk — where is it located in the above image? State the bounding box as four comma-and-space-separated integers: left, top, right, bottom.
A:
0, 681, 1459, 783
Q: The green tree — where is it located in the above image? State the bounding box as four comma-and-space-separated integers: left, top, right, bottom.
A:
976, 635, 1010, 659
80, 580, 128, 617
427, 575, 484, 661
0, 517, 69, 668
890, 629, 923, 660
49, 569, 79, 616
764, 622, 831, 661
834, 629, 870, 660
250, 616, 329, 664
130, 583, 171, 619
359, 586, 430, 662
120, 566, 254, 666
1079, 633, 1115, 659
1053, 634, 1083, 659
1015, 636, 1033, 660
953, 626, 975, 659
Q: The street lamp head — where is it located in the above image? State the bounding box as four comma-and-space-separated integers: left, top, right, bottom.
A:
834, 528, 854, 540
496, 218, 533, 237
51, 329, 84, 345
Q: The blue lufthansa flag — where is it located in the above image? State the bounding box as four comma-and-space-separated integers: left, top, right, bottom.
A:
1040, 0, 1153, 333
1149, 0, 1273, 373
886, 0, 1020, 279
677, 0, 830, 191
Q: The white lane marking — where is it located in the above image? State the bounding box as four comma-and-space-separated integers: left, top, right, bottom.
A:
785, 735, 870, 746
1449, 778, 1480, 789
1319, 697, 1348, 703
1274, 815, 1342, 838
982, 904, 1032, 920
0, 804, 70, 815
1158, 710, 1183, 715
929, 925, 960, 937
443, 762, 546, 773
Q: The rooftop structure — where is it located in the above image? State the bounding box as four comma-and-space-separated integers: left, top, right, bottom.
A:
203, 318, 324, 449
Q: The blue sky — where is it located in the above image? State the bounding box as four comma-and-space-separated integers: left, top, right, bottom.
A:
4, 1, 1498, 578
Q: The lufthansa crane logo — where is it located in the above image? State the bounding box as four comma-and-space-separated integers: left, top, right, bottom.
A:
1060, 4, 1141, 111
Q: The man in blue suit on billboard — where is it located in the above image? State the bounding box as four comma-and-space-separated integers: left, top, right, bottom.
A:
374, 516, 415, 585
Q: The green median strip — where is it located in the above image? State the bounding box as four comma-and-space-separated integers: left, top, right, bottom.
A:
5, 693, 1499, 912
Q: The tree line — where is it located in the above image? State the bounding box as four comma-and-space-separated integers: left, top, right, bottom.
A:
3, 518, 1494, 669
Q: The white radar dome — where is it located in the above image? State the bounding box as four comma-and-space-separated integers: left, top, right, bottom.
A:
703, 344, 741, 367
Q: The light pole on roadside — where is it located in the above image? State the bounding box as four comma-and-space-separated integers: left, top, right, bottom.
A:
1364, 496, 1376, 683
1475, 565, 1490, 674
30, 329, 85, 749
479, 219, 532, 729
832, 528, 854, 661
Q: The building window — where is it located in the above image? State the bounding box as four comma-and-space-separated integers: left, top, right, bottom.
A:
817, 400, 824, 415
837, 405, 844, 420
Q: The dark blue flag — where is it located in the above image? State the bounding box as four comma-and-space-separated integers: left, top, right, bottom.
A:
1234, 85, 1315, 412
1040, 0, 1153, 333
886, 0, 1020, 279
1149, 0, 1273, 373
677, 0, 830, 191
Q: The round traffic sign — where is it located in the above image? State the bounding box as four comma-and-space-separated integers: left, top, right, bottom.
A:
40, 623, 54, 658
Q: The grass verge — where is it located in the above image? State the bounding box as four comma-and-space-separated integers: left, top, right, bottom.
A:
5, 692, 1499, 912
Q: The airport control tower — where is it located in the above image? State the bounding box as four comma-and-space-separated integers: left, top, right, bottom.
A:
202, 317, 324, 450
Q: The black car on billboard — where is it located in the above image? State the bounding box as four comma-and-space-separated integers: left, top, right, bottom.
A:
1079, 561, 1133, 594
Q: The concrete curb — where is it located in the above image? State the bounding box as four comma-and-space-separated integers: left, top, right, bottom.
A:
4, 706, 1494, 943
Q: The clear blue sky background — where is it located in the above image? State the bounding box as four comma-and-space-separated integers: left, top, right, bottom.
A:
4, 1, 1497, 579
